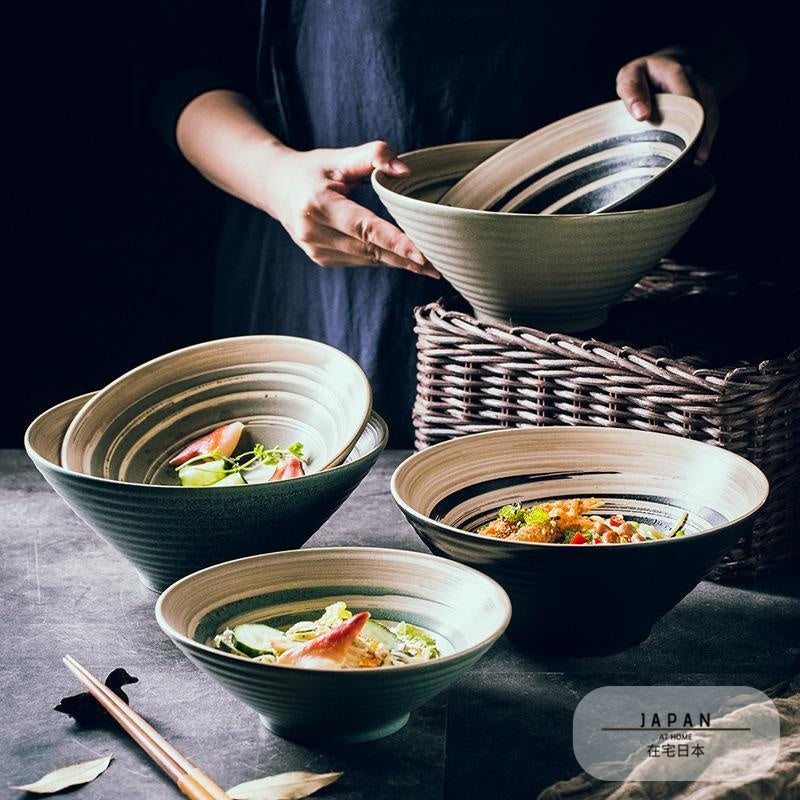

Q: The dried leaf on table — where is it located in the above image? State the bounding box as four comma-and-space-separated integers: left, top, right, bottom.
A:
227, 770, 343, 800
55, 667, 138, 726
9, 754, 112, 794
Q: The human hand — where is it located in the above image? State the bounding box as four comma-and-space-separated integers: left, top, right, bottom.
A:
615, 51, 718, 165
264, 139, 439, 277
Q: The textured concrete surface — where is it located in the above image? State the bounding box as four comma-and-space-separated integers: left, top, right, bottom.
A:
1, 449, 798, 799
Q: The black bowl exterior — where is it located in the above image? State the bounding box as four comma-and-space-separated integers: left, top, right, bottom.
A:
390, 426, 768, 656
172, 637, 491, 742
156, 547, 511, 743
403, 509, 750, 655
31, 452, 384, 591
25, 395, 388, 592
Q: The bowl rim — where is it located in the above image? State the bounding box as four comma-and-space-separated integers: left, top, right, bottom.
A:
154, 546, 512, 674
437, 94, 704, 215
372, 139, 716, 220
61, 334, 373, 477
24, 392, 389, 491
390, 426, 770, 551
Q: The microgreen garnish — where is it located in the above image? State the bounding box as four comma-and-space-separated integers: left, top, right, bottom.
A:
498, 503, 550, 526
523, 506, 550, 526
498, 504, 525, 524
175, 442, 306, 475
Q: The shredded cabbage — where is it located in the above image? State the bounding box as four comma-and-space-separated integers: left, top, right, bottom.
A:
316, 601, 353, 627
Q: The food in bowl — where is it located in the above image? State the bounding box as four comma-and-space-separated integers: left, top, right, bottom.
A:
390, 426, 769, 654
212, 602, 441, 669
478, 498, 687, 544
156, 547, 510, 742
171, 422, 306, 487
26, 395, 389, 592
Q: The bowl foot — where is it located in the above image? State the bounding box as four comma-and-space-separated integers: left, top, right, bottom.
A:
473, 308, 611, 334
259, 712, 411, 744
137, 571, 165, 594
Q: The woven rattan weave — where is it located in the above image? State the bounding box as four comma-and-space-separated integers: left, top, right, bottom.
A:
413, 262, 800, 579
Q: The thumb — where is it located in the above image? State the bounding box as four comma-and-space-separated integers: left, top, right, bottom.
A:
616, 59, 652, 121
331, 140, 409, 182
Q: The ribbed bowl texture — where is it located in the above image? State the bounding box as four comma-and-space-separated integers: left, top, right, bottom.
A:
373, 141, 714, 331
391, 427, 768, 655
61, 336, 372, 481
440, 94, 704, 214
156, 547, 511, 743
25, 394, 388, 591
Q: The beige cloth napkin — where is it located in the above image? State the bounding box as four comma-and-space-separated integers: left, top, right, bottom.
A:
538, 677, 800, 800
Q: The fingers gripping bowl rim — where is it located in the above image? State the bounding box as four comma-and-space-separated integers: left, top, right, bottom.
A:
155, 547, 511, 743
390, 427, 768, 655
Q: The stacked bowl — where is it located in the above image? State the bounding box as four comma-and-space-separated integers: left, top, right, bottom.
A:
373, 94, 712, 331
25, 336, 386, 591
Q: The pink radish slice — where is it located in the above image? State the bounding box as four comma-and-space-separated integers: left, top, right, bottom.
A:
269, 453, 306, 482
277, 612, 370, 669
169, 422, 245, 466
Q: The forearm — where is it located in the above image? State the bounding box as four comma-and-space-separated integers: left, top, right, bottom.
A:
175, 89, 291, 216
173, 89, 434, 277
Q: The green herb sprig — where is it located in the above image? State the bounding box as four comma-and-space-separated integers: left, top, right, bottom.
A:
175, 441, 305, 476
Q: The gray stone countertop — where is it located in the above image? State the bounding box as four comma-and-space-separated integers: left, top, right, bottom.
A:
1, 450, 798, 799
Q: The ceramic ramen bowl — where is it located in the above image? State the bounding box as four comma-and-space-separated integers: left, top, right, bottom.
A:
25, 393, 388, 591
440, 94, 704, 214
156, 547, 511, 743
373, 141, 714, 331
61, 336, 372, 482
391, 427, 768, 655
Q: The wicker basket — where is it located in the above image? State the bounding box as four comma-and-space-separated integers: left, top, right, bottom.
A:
414, 261, 800, 579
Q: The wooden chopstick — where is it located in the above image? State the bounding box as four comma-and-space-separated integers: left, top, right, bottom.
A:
63, 655, 231, 800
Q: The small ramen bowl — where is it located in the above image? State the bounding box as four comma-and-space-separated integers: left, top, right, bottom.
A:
25, 394, 388, 592
391, 427, 768, 655
61, 335, 372, 482
155, 547, 511, 744
440, 94, 704, 214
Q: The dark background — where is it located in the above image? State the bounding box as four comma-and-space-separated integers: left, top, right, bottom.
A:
5, 7, 794, 447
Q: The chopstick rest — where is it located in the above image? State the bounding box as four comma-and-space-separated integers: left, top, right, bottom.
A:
63, 655, 230, 800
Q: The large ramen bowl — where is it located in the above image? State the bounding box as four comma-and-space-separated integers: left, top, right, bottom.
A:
391, 427, 768, 655
25, 394, 388, 592
156, 547, 511, 743
61, 336, 372, 482
373, 141, 714, 331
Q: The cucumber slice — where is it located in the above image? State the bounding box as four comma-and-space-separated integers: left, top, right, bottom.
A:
178, 458, 228, 487
211, 472, 247, 487
213, 630, 249, 657
232, 623, 286, 657
362, 619, 399, 650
